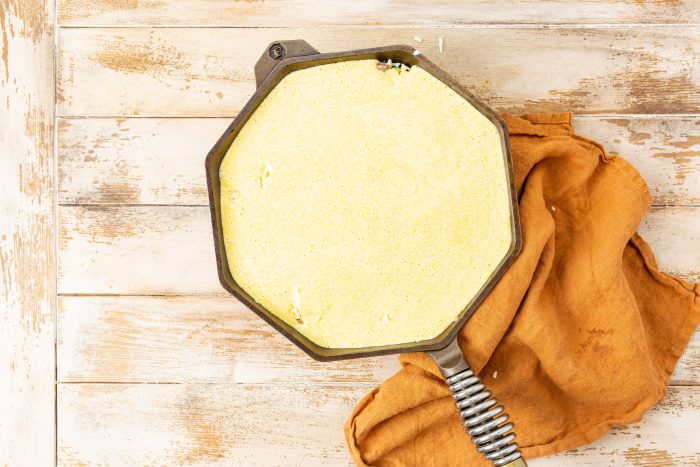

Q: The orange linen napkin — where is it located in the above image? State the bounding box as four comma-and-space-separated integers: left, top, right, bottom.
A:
344, 112, 700, 466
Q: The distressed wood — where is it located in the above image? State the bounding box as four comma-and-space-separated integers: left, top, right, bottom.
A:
57, 205, 700, 296
675, 332, 700, 386
57, 116, 700, 206
0, 0, 55, 465
57, 295, 400, 384
531, 387, 700, 466
57, 382, 370, 466
56, 27, 700, 117
639, 207, 700, 283
57, 384, 700, 466
58, 206, 219, 294
57, 117, 225, 205
57, 295, 697, 386
573, 117, 700, 205
56, 0, 700, 27
51, 3, 700, 464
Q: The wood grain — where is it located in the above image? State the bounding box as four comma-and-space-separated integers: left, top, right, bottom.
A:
57, 295, 698, 386
531, 387, 700, 466
57, 117, 224, 205
57, 382, 370, 466
639, 207, 700, 282
57, 295, 400, 384
574, 117, 700, 206
0, 0, 55, 464
56, 27, 700, 117
58, 206, 218, 294
57, 384, 700, 466
57, 205, 700, 296
57, 116, 700, 206
56, 0, 700, 27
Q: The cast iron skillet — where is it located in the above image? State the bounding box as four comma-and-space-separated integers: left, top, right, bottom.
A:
205, 40, 527, 467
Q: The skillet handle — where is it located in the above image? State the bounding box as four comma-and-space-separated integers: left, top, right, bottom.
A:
429, 338, 527, 467
254, 40, 320, 89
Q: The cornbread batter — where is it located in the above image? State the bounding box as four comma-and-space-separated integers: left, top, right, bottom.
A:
220, 59, 512, 348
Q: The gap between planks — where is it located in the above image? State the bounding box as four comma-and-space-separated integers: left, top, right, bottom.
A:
56, 203, 700, 208
52, 114, 700, 120
51, 383, 700, 390
57, 24, 700, 29
56, 381, 380, 386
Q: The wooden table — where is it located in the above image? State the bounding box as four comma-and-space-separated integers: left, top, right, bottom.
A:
2, 1, 699, 465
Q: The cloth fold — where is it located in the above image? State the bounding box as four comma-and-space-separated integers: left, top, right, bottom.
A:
344, 112, 700, 466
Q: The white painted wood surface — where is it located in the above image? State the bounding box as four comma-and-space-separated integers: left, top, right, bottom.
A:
0, 0, 55, 465
56, 0, 700, 26
530, 387, 700, 466
56, 205, 700, 296
57, 116, 700, 206
56, 27, 700, 117
57, 385, 700, 466
57, 382, 377, 466
57, 295, 402, 384
56, 295, 697, 385
54, 17, 700, 465
0, 1, 692, 465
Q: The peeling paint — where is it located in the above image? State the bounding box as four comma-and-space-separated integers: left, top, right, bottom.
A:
0, 0, 9, 82
0, 0, 55, 462
623, 447, 677, 466
629, 132, 652, 145
94, 45, 175, 74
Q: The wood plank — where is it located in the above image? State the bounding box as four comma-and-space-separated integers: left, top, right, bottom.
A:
531, 388, 700, 466
57, 206, 219, 295
57, 295, 400, 384
56, 294, 698, 386
57, 205, 700, 295
56, 0, 700, 27
57, 117, 226, 205
56, 27, 700, 117
675, 330, 700, 386
573, 117, 700, 206
58, 382, 368, 466
0, 0, 55, 465
57, 116, 700, 206
639, 207, 700, 283
57, 384, 700, 466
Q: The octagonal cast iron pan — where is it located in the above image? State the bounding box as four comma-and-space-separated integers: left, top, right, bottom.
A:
205, 40, 527, 466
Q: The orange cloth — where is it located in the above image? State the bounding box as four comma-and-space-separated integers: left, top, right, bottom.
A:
344, 113, 700, 466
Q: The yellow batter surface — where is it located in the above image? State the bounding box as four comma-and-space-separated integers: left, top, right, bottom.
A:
220, 59, 512, 348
